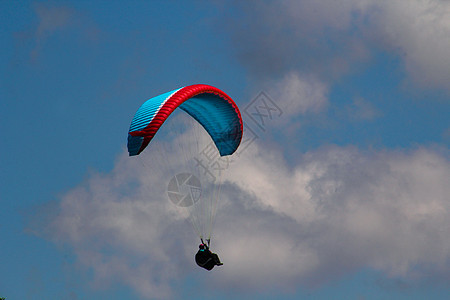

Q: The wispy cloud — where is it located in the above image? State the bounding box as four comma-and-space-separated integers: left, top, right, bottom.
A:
29, 3, 101, 62
346, 97, 381, 121
269, 72, 329, 116
31, 3, 75, 61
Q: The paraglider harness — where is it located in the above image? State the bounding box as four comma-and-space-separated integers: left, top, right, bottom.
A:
195, 238, 223, 271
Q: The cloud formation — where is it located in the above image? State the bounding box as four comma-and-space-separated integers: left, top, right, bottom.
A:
223, 0, 450, 91
41, 137, 450, 298
370, 0, 450, 89
222, 144, 450, 286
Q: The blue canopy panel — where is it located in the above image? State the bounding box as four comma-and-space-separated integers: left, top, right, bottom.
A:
179, 94, 241, 156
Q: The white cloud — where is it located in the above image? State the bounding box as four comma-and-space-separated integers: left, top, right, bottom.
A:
269, 72, 329, 116
224, 0, 450, 91
245, 73, 329, 139
216, 144, 450, 289
369, 0, 450, 89
41, 136, 450, 297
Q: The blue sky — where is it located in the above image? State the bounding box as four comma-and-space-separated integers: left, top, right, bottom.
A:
1, 1, 449, 299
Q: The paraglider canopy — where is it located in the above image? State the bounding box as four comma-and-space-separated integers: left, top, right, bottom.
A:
128, 84, 243, 157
